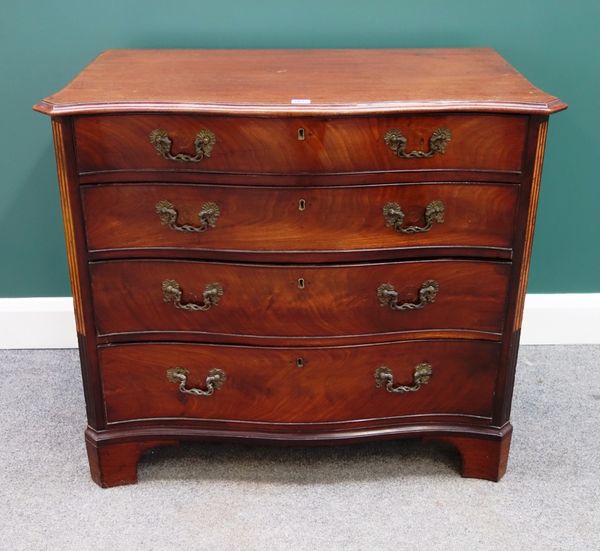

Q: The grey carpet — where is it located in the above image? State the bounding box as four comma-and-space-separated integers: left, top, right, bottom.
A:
0, 346, 599, 551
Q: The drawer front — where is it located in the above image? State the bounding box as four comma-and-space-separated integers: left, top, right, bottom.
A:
75, 114, 527, 175
83, 183, 518, 255
100, 341, 500, 423
90, 260, 510, 338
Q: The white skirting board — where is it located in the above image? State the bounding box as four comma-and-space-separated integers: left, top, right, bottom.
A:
0, 294, 598, 349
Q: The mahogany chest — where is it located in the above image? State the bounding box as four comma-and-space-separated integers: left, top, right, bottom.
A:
35, 48, 566, 487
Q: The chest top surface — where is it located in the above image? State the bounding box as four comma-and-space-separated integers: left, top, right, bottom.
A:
34, 48, 565, 117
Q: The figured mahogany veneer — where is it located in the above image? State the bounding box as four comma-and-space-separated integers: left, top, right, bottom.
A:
82, 182, 519, 258
37, 48, 565, 486
99, 341, 500, 423
74, 114, 527, 175
89, 259, 510, 339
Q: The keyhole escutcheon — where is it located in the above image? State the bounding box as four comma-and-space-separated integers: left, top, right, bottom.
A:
297, 277, 305, 289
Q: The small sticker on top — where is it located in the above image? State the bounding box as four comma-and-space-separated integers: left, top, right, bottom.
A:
291, 98, 311, 104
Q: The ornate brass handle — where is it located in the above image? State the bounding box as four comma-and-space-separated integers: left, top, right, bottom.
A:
374, 363, 432, 393
155, 200, 220, 233
383, 200, 445, 234
384, 127, 451, 158
166, 367, 226, 396
162, 279, 223, 311
149, 128, 216, 162
377, 280, 439, 310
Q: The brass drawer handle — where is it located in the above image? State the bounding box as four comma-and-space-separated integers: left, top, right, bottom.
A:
384, 127, 451, 158
166, 367, 226, 396
375, 363, 432, 393
377, 280, 439, 310
162, 279, 223, 311
155, 200, 220, 233
383, 200, 444, 234
149, 128, 216, 162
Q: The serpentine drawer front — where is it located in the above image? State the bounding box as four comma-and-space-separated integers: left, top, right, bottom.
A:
74, 114, 527, 175
82, 183, 519, 258
99, 341, 501, 424
89, 259, 510, 339
35, 48, 566, 487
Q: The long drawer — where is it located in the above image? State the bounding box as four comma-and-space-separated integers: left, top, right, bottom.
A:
89, 259, 510, 339
82, 182, 519, 256
99, 340, 501, 424
74, 114, 527, 175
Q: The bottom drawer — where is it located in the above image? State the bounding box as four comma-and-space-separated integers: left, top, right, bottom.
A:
100, 341, 500, 424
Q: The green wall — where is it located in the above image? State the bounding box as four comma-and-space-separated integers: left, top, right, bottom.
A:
1, 0, 598, 296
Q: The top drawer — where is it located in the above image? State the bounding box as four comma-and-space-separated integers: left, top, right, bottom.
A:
74, 114, 527, 176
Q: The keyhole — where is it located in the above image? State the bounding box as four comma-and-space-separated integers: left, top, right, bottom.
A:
296, 357, 304, 368
298, 198, 306, 211
297, 128, 305, 140
297, 277, 305, 289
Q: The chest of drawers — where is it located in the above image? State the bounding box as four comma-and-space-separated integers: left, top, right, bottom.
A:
35, 48, 566, 487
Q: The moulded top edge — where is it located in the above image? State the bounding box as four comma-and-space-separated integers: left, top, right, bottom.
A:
34, 48, 567, 117
33, 98, 568, 117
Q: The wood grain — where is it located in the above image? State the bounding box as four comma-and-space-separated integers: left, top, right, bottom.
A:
98, 340, 501, 424
34, 49, 566, 116
34, 49, 566, 485
52, 120, 85, 334
513, 121, 548, 331
425, 423, 512, 481
74, 113, 527, 175
89, 259, 511, 339
83, 422, 511, 487
85, 435, 178, 487
82, 182, 519, 256
51, 118, 106, 429
492, 117, 550, 426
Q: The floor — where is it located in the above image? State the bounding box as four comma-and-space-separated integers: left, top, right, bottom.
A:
1, 346, 599, 551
